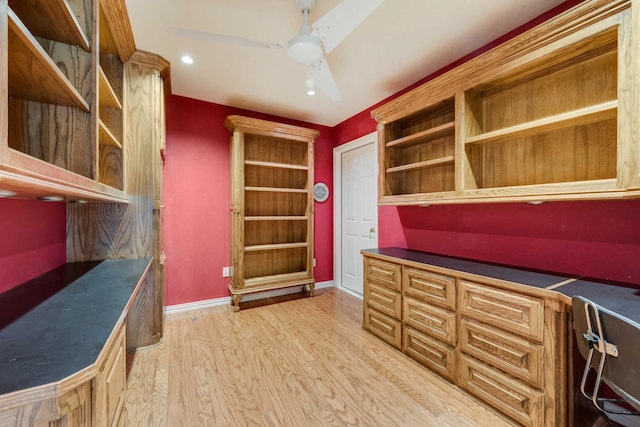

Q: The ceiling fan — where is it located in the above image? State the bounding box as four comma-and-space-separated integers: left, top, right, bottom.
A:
174, 0, 384, 102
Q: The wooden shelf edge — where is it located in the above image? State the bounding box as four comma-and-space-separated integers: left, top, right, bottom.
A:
98, 67, 122, 110
98, 120, 122, 148
245, 186, 307, 193
386, 155, 455, 173
8, 0, 90, 51
379, 179, 621, 206
244, 216, 308, 221
465, 100, 618, 145
244, 242, 308, 252
240, 273, 313, 290
0, 161, 128, 203
244, 160, 308, 171
386, 121, 455, 148
7, 9, 90, 112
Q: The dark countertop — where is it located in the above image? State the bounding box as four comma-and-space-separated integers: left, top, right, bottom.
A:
558, 279, 640, 324
363, 247, 572, 289
0, 257, 151, 395
363, 247, 640, 322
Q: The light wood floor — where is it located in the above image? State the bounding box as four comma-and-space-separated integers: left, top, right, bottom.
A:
124, 288, 515, 426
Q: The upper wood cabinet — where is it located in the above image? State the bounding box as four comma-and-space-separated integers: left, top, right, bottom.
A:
373, 0, 638, 205
0, 0, 136, 202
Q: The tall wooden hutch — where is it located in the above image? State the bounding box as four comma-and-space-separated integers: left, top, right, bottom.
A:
225, 116, 318, 311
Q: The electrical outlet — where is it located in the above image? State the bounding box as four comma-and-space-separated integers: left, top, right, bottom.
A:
222, 266, 233, 277
313, 258, 316, 267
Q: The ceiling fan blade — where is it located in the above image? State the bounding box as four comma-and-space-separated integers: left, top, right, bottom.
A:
173, 28, 283, 50
307, 58, 342, 102
311, 0, 383, 53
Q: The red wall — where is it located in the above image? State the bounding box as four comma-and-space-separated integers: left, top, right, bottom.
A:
164, 96, 334, 306
332, 0, 640, 285
0, 199, 66, 292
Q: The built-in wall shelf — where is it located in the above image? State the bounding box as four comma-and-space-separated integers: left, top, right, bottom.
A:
99, 67, 123, 110
98, 119, 122, 148
373, 1, 636, 205
7, 9, 89, 111
8, 0, 90, 51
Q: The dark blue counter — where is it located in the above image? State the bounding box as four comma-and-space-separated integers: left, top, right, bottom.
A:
0, 258, 151, 395
363, 247, 640, 320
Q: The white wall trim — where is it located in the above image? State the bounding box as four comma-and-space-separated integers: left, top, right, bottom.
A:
333, 131, 378, 293
164, 281, 335, 314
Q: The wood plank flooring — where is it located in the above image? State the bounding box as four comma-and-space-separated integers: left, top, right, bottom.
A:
124, 288, 515, 426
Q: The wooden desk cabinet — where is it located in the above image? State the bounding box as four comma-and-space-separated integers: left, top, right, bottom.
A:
363, 249, 571, 426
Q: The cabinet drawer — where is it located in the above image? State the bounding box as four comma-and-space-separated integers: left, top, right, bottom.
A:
403, 297, 456, 345
459, 280, 544, 342
403, 267, 455, 310
459, 355, 543, 427
364, 307, 401, 349
403, 327, 455, 382
364, 258, 401, 291
460, 319, 543, 387
365, 282, 401, 319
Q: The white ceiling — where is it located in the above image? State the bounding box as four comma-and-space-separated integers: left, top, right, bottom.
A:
125, 0, 566, 127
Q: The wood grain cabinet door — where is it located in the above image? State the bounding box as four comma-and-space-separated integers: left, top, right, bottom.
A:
459, 355, 543, 427
459, 280, 544, 342
93, 325, 127, 427
403, 267, 455, 310
403, 296, 456, 345
364, 258, 401, 291
460, 319, 544, 387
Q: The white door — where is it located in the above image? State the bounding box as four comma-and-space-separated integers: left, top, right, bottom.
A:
340, 142, 378, 295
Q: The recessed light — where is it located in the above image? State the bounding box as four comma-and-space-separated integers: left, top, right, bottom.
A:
307, 89, 316, 96
37, 195, 64, 202
181, 55, 194, 64
0, 190, 16, 198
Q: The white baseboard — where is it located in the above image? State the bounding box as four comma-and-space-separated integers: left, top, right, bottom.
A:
165, 280, 335, 315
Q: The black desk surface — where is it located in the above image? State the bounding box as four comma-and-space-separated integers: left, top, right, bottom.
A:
363, 247, 640, 322
363, 247, 573, 288
0, 258, 151, 395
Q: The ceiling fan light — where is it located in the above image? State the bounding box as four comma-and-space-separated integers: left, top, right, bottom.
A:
287, 34, 323, 64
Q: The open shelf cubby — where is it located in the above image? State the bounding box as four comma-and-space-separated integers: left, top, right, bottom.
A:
382, 97, 456, 196
463, 28, 618, 190
7, 4, 94, 180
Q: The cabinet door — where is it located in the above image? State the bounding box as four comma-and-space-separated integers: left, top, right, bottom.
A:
459, 355, 543, 427
0, 382, 91, 427
460, 319, 543, 387
403, 296, 456, 345
403, 267, 455, 310
93, 324, 126, 427
459, 280, 544, 342
364, 257, 401, 291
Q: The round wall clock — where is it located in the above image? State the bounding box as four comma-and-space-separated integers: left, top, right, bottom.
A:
313, 182, 329, 202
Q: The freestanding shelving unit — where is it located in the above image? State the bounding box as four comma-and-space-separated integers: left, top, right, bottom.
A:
225, 115, 318, 311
